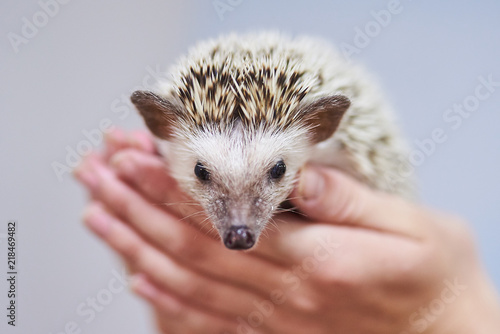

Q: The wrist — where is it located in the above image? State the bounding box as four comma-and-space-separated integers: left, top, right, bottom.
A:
428, 270, 500, 334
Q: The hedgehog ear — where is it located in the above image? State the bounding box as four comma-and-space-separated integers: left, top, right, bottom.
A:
131, 90, 178, 139
301, 95, 350, 144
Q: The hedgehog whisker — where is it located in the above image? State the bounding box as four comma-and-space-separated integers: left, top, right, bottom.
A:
160, 201, 201, 207
268, 217, 282, 235
177, 210, 206, 222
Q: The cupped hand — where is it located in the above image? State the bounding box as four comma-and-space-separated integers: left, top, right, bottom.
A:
74, 129, 500, 334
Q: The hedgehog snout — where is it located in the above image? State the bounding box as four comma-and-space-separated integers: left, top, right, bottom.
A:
223, 225, 255, 250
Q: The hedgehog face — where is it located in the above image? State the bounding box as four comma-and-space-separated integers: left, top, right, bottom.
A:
166, 121, 310, 250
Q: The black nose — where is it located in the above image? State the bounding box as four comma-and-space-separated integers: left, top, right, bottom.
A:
223, 225, 255, 250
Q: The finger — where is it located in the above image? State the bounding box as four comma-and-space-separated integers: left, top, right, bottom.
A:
109, 149, 215, 235
74, 160, 286, 294
137, 277, 304, 334
289, 165, 428, 239
152, 308, 245, 334
103, 128, 157, 161
128, 130, 157, 154
83, 203, 277, 319
131, 275, 250, 334
109, 149, 192, 215
103, 128, 128, 160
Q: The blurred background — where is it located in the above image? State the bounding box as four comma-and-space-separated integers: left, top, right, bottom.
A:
1, 0, 499, 332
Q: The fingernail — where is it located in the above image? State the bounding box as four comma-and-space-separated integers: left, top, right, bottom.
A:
131, 274, 156, 299
109, 152, 134, 175
298, 166, 325, 202
129, 136, 144, 150
105, 128, 123, 143
74, 167, 98, 191
83, 205, 110, 237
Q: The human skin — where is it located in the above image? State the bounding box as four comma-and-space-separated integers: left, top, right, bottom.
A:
74, 129, 500, 334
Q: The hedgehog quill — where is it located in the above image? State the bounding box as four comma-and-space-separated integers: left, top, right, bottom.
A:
131, 32, 414, 250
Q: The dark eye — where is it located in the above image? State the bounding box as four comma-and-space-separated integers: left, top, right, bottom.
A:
270, 160, 286, 180
194, 162, 210, 181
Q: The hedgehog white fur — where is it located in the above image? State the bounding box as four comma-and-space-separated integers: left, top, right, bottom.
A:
131, 32, 414, 250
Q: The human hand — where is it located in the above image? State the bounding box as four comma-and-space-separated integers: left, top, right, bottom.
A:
74, 129, 500, 334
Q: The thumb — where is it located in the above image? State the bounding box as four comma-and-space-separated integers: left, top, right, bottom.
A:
290, 165, 426, 238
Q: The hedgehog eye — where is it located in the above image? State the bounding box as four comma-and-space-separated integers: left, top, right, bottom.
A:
270, 160, 286, 180
195, 162, 210, 181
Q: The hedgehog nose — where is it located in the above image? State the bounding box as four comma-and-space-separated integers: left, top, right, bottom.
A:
223, 225, 255, 250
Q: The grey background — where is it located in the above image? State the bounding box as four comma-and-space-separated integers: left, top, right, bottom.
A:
1, 0, 499, 333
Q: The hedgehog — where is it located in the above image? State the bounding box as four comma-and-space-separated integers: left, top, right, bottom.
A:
131, 32, 414, 250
